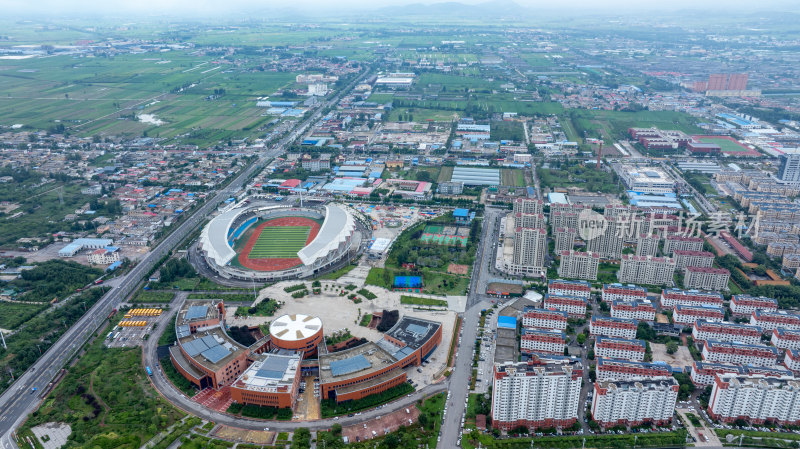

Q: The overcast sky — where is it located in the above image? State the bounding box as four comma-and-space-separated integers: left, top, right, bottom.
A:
3, 0, 798, 16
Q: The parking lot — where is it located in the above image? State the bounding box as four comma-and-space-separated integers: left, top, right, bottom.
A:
105, 308, 168, 348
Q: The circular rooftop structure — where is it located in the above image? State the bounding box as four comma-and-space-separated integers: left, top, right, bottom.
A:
269, 314, 324, 356
270, 314, 323, 341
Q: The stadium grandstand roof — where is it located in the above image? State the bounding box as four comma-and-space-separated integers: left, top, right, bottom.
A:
297, 204, 354, 266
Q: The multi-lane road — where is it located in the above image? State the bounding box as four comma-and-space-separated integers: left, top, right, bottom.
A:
0, 69, 370, 449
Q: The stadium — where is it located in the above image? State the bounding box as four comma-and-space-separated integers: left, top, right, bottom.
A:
198, 201, 365, 281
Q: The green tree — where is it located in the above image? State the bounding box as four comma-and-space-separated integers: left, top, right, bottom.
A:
666, 341, 679, 354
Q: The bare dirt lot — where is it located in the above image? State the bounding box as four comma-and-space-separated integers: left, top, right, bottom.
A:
342, 406, 420, 443
650, 342, 695, 369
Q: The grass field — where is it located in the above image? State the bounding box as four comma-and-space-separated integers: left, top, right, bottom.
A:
0, 52, 297, 147
248, 226, 310, 258
694, 135, 754, 153
500, 168, 526, 187
400, 295, 448, 307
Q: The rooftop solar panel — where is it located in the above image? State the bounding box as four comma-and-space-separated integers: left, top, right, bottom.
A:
183, 339, 209, 357
329, 354, 372, 377
185, 305, 209, 321
202, 345, 231, 364
176, 324, 191, 339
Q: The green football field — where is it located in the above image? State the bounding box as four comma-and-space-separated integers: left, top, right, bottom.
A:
248, 226, 310, 258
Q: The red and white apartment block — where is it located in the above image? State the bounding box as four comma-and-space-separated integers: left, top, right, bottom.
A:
784, 349, 800, 374
548, 279, 592, 299
690, 361, 792, 386
730, 295, 779, 316
673, 304, 724, 325
590, 316, 638, 339
544, 294, 588, 317
522, 306, 569, 330
602, 284, 647, 303
659, 288, 724, 309
610, 300, 656, 321
750, 310, 800, 331
692, 320, 763, 345
521, 328, 567, 355
684, 266, 731, 291
595, 358, 673, 382
701, 340, 779, 366
594, 336, 646, 362
771, 328, 800, 350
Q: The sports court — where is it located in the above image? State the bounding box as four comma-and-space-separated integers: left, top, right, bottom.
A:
420, 224, 469, 246
233, 216, 321, 271
692, 135, 760, 156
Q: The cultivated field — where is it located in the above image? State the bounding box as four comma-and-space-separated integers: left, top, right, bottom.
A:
248, 226, 310, 259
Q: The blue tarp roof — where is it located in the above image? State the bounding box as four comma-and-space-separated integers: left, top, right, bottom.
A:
498, 316, 517, 329
453, 208, 469, 217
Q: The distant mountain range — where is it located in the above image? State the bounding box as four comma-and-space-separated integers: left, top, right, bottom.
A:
372, 0, 532, 20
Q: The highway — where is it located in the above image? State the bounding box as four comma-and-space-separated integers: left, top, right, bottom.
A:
0, 69, 370, 449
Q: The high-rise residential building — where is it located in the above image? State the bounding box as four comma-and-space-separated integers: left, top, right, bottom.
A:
778, 150, 800, 182
544, 294, 588, 317
510, 227, 547, 276
594, 336, 647, 362
548, 279, 591, 299
660, 288, 724, 309
554, 227, 576, 253
513, 198, 544, 215
585, 217, 624, 259
707, 74, 728, 91
708, 374, 800, 425
610, 300, 656, 321
618, 255, 676, 286
692, 320, 762, 345
674, 250, 715, 271
684, 266, 730, 291
591, 378, 678, 428
727, 73, 749, 91
635, 234, 660, 257
701, 340, 779, 366
663, 235, 704, 256
558, 250, 600, 281
491, 360, 583, 430
515, 213, 546, 229
673, 304, 725, 326
550, 211, 579, 230
595, 358, 672, 381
